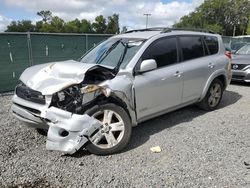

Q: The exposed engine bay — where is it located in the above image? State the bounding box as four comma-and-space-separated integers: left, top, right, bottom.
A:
50, 65, 115, 114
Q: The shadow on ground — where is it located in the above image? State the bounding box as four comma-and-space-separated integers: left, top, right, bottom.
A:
126, 90, 242, 152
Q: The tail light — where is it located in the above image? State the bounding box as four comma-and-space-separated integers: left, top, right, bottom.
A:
225, 51, 232, 59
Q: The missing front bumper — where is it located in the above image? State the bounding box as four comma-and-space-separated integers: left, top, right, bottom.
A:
45, 107, 102, 154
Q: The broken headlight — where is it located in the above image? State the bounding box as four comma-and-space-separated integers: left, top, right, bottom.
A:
16, 82, 45, 104
51, 85, 83, 113
51, 84, 111, 114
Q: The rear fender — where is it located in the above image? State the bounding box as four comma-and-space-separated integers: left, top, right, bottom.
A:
199, 69, 228, 101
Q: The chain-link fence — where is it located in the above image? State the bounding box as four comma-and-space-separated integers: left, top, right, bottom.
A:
222, 36, 232, 48
0, 32, 112, 92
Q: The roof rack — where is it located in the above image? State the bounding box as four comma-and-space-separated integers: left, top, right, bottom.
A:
125, 27, 168, 33
125, 27, 216, 34
161, 27, 216, 34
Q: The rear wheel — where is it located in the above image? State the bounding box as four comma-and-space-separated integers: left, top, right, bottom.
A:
85, 103, 132, 155
198, 79, 223, 111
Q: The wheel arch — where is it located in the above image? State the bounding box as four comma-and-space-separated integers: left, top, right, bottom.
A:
199, 70, 228, 102
104, 95, 130, 117
82, 94, 137, 126
216, 75, 227, 90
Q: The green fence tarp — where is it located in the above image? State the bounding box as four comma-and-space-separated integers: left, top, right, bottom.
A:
0, 34, 30, 92
0, 33, 111, 92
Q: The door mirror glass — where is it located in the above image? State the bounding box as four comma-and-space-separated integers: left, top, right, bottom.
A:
139, 59, 157, 73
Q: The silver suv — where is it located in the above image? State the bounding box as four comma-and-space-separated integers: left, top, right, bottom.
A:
12, 28, 232, 155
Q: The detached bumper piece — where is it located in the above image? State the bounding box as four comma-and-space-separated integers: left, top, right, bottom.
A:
45, 107, 102, 154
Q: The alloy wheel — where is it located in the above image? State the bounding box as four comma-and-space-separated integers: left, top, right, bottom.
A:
90, 110, 125, 149
208, 83, 222, 108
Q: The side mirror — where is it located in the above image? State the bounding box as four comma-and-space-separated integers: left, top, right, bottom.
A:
139, 59, 157, 73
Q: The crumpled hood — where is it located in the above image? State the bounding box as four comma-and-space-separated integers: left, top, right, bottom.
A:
20, 60, 96, 95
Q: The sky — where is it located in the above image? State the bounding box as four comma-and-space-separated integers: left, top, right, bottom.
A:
0, 0, 204, 32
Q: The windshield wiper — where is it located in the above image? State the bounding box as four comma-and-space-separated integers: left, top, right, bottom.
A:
96, 39, 121, 65
113, 41, 128, 74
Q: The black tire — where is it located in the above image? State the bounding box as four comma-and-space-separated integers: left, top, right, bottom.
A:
36, 128, 48, 136
85, 103, 132, 155
198, 79, 223, 111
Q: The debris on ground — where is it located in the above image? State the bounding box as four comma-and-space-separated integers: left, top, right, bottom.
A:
150, 146, 162, 153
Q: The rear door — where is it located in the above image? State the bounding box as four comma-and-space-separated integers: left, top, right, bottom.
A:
134, 37, 183, 121
178, 35, 212, 103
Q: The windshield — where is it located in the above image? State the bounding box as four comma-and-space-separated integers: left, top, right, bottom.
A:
231, 42, 247, 52
230, 36, 250, 52
235, 44, 250, 55
81, 38, 144, 69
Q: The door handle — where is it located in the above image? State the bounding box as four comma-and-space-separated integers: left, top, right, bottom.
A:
173, 71, 183, 78
208, 63, 215, 68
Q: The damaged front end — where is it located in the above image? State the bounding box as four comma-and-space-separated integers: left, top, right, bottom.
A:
12, 38, 143, 154
12, 61, 135, 154
45, 77, 135, 154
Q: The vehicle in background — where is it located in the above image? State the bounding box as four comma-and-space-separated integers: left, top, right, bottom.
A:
230, 35, 250, 53
231, 44, 250, 82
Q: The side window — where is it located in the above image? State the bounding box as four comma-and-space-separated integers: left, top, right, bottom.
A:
179, 36, 204, 61
204, 36, 219, 55
142, 37, 178, 68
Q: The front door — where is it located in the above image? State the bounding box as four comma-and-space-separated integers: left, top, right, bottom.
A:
133, 37, 183, 121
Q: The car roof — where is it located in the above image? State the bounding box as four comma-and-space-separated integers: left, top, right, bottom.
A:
112, 31, 161, 39
112, 29, 219, 40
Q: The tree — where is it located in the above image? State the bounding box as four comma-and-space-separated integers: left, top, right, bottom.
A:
5, 21, 19, 32
228, 0, 250, 36
247, 16, 250, 35
204, 24, 223, 34
92, 15, 107, 33
64, 19, 81, 33
37, 10, 52, 23
105, 14, 120, 34
41, 16, 65, 33
6, 20, 35, 32
121, 26, 128, 33
35, 21, 43, 32
5, 11, 120, 34
79, 19, 92, 33
174, 0, 250, 36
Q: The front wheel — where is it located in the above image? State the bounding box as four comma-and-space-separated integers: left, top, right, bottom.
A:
85, 103, 132, 155
198, 79, 223, 111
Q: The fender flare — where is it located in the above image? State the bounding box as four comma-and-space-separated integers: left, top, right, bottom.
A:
199, 69, 228, 102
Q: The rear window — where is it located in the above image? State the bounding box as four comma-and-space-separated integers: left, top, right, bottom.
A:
204, 36, 219, 55
179, 36, 204, 61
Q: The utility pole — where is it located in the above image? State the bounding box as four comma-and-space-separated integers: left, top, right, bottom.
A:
143, 13, 151, 29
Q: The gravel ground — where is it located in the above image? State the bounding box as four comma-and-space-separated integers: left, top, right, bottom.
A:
0, 83, 250, 187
